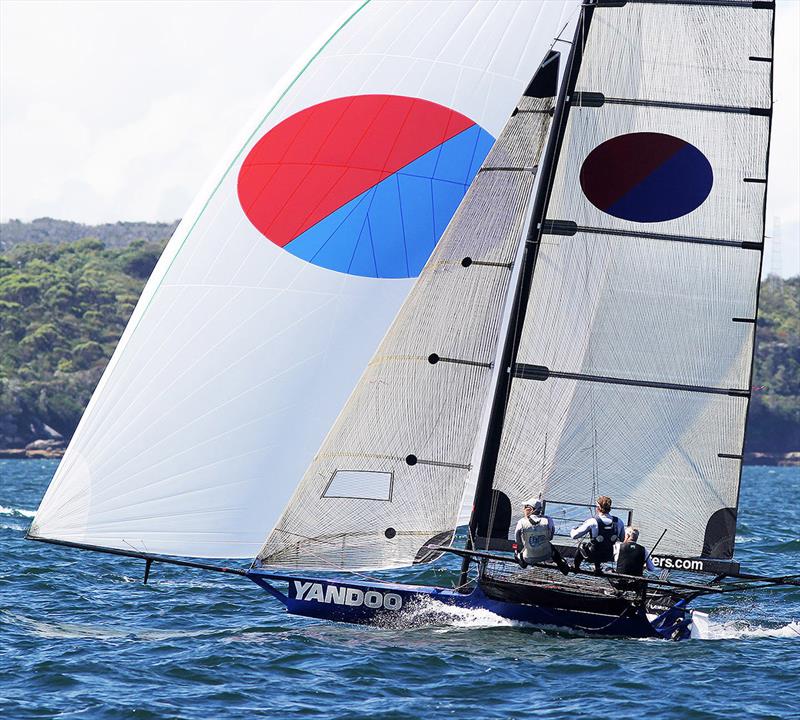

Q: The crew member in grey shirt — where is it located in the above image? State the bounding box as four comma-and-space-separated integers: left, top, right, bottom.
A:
514, 498, 569, 574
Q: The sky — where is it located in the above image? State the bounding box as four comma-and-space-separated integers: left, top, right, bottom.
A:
1, 0, 798, 277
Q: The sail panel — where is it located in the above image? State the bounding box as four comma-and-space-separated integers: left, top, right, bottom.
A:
486, 0, 772, 560
257, 96, 554, 570
495, 378, 748, 560
578, 2, 772, 108
517, 233, 760, 388
30, 1, 578, 558
547, 104, 769, 241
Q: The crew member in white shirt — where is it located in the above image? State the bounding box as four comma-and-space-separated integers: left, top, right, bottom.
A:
570, 495, 625, 574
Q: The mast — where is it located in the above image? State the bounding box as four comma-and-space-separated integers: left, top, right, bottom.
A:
461, 3, 596, 584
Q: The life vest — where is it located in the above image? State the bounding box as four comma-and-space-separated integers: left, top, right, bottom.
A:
520, 516, 552, 563
616, 541, 646, 576
589, 515, 620, 562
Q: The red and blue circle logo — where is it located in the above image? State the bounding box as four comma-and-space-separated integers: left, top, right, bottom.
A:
238, 95, 494, 278
580, 132, 713, 223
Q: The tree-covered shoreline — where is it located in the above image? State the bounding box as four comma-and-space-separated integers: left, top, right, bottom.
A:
0, 229, 798, 463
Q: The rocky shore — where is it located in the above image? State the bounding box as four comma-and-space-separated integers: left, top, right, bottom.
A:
2, 444, 798, 465
743, 451, 800, 467
0, 439, 65, 459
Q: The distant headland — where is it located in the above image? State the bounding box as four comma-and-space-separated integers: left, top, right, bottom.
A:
1, 218, 798, 465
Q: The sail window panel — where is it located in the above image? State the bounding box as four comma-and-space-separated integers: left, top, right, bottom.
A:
547, 103, 768, 243
493, 377, 747, 560
578, 3, 772, 108
323, 471, 393, 501
515, 233, 759, 389
260, 465, 464, 570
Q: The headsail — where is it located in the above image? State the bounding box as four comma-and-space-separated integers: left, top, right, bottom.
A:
256, 65, 560, 571
473, 0, 774, 568
30, 1, 578, 559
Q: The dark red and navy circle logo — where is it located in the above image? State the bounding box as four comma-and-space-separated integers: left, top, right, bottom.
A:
579, 132, 713, 223
237, 95, 494, 278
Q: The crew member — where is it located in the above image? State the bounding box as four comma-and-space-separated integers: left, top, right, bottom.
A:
615, 527, 656, 576
514, 498, 569, 574
570, 495, 625, 574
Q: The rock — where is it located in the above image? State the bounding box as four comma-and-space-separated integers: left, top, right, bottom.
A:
42, 424, 64, 440
25, 438, 65, 451
25, 448, 65, 459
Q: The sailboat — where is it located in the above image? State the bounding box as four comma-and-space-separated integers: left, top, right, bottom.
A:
28, 0, 797, 640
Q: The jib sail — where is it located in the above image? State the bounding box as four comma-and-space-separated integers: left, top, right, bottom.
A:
256, 57, 563, 571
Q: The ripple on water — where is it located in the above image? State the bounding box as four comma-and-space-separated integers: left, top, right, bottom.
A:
2, 463, 800, 720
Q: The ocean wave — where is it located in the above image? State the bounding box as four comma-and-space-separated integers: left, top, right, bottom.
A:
0, 505, 37, 518
1, 610, 230, 642
700, 618, 800, 640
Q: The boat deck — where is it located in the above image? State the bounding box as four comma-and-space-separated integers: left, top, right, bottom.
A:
479, 561, 664, 614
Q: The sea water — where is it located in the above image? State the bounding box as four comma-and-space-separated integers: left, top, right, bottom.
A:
1, 461, 798, 719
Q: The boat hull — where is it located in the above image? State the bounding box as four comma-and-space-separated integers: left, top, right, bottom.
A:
247, 571, 690, 639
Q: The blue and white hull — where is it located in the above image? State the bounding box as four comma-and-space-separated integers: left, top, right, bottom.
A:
248, 570, 697, 640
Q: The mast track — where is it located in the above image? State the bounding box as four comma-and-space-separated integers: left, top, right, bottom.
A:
513, 363, 751, 397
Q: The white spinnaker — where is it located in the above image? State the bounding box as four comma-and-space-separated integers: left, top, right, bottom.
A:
31, 0, 578, 558
491, 0, 772, 560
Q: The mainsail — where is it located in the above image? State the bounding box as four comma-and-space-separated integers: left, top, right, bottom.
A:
30, 1, 577, 558
473, 0, 774, 569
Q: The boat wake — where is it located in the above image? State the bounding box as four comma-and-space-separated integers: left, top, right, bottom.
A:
395, 597, 571, 634
698, 618, 800, 641
396, 598, 800, 641
2, 610, 225, 642
409, 600, 520, 630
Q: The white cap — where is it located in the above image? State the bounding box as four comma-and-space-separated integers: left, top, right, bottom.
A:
524, 498, 543, 514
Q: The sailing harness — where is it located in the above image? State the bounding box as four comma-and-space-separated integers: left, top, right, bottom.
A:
583, 515, 621, 563
616, 541, 647, 576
